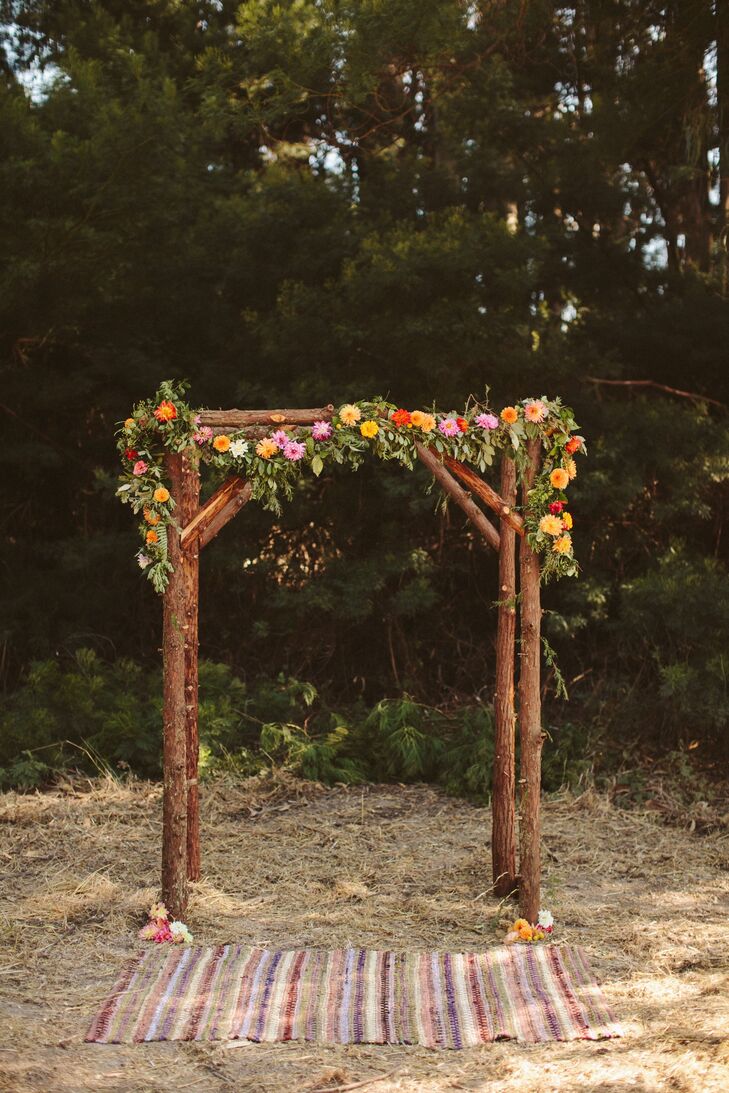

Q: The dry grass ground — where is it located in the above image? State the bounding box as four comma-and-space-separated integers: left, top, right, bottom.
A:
1, 773, 728, 1093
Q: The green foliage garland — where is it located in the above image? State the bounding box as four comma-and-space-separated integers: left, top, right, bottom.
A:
117, 381, 585, 592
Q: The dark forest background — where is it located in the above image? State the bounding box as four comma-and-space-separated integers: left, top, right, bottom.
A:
1, 1, 728, 793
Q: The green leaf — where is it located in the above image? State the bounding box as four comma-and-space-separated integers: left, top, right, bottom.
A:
311, 454, 324, 477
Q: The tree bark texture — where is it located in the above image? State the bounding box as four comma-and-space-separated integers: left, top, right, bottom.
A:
180, 476, 252, 550
162, 453, 188, 917
518, 439, 543, 924
198, 406, 334, 429
443, 457, 524, 537
180, 451, 201, 881
492, 454, 518, 898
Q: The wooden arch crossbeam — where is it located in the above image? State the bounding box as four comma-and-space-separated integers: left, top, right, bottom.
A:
162, 405, 543, 928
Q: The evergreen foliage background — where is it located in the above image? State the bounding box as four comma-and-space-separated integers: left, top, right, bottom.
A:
1, 1, 728, 787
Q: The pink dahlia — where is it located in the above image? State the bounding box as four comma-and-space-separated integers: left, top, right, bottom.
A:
132, 460, 148, 476
283, 440, 306, 461
438, 418, 459, 437
312, 420, 333, 441
476, 413, 499, 430
271, 429, 289, 449
524, 400, 547, 423
193, 426, 213, 445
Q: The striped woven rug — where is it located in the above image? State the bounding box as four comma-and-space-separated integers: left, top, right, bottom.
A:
86, 944, 621, 1047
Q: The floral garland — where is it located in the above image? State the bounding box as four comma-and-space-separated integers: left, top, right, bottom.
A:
117, 380, 585, 592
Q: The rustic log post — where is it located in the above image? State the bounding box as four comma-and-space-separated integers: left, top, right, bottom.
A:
518, 438, 543, 923
181, 451, 201, 881
162, 452, 188, 918
492, 454, 518, 898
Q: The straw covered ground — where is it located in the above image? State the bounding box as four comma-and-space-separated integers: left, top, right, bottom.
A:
1, 772, 728, 1093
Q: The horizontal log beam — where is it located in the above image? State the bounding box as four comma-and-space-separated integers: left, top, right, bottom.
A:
444, 457, 525, 536
197, 406, 335, 430
415, 443, 500, 552
180, 475, 252, 550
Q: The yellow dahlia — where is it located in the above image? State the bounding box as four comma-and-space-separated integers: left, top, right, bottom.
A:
539, 514, 563, 536
256, 437, 278, 459
562, 511, 573, 530
339, 403, 361, 426
360, 420, 379, 438
153, 487, 170, 504
565, 456, 577, 480
553, 534, 572, 554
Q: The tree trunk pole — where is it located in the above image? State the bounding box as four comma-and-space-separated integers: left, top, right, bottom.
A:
518, 438, 543, 923
162, 453, 188, 918
492, 454, 517, 898
181, 451, 201, 882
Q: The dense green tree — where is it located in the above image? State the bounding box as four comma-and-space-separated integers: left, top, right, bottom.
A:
1, 1, 728, 780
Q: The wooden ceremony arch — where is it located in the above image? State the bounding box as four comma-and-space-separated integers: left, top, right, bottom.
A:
157, 403, 546, 925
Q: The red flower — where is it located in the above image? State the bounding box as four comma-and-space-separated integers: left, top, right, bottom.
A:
548, 501, 564, 514
456, 417, 469, 433
125, 448, 138, 461
565, 436, 581, 454
392, 408, 411, 427
154, 400, 177, 423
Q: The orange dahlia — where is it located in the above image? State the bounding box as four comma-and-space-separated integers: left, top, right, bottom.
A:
550, 468, 569, 489
501, 406, 518, 424
539, 514, 564, 536
153, 400, 177, 423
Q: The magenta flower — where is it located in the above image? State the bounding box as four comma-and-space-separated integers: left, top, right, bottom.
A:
193, 413, 202, 425
476, 413, 499, 430
271, 429, 289, 449
132, 460, 148, 476
193, 426, 213, 445
312, 420, 333, 441
438, 418, 459, 437
283, 440, 306, 461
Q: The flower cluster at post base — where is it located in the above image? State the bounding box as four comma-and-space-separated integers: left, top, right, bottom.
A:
117, 380, 585, 593
504, 909, 555, 945
138, 901, 193, 945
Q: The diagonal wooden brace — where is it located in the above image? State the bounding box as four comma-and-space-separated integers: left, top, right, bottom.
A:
415, 443, 501, 552
180, 475, 253, 551
443, 457, 525, 536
